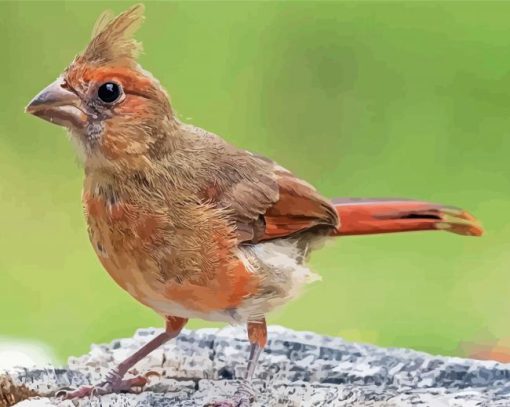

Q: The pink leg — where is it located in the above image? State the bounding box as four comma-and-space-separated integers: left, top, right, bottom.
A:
60, 316, 188, 399
210, 318, 267, 407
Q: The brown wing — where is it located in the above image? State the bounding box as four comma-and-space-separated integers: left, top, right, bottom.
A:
208, 149, 339, 244
259, 167, 339, 241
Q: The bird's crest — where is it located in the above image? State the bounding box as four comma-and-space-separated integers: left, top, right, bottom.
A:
80, 4, 145, 66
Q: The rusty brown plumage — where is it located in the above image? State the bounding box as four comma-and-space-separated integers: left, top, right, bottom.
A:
25, 4, 483, 403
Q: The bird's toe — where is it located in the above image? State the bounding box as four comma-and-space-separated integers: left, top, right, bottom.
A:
56, 375, 147, 399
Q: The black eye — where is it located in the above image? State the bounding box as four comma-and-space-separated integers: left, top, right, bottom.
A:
97, 82, 122, 103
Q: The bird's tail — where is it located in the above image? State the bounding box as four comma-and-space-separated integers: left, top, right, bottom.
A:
331, 198, 483, 237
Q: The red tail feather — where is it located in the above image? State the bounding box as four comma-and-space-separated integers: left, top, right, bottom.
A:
331, 198, 483, 237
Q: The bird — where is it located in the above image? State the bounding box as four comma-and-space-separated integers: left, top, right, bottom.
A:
25, 4, 483, 405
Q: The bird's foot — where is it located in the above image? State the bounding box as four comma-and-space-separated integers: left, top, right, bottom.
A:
207, 381, 255, 407
56, 370, 147, 399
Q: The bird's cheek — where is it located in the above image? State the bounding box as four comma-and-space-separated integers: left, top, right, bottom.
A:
99, 134, 128, 160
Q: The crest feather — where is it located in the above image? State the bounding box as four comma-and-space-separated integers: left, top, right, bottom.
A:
91, 9, 116, 38
81, 4, 145, 66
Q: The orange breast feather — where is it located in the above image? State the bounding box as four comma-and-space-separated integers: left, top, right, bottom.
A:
84, 190, 260, 315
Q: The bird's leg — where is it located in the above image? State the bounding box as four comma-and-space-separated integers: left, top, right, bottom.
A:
245, 318, 267, 382
211, 318, 267, 407
60, 316, 188, 399
234, 318, 267, 404
102, 316, 188, 387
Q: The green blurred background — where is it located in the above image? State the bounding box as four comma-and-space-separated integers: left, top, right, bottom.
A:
0, 0, 508, 362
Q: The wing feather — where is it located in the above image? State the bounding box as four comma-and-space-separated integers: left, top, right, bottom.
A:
209, 152, 338, 243
260, 167, 338, 240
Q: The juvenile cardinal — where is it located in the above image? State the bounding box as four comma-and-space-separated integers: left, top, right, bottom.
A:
26, 4, 483, 405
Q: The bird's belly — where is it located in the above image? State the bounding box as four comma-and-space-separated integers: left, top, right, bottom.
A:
92, 235, 320, 324
96, 248, 258, 323
84, 192, 321, 323
233, 239, 322, 320
84, 197, 259, 322
92, 238, 235, 321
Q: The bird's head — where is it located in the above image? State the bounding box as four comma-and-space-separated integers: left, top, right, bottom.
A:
26, 4, 173, 171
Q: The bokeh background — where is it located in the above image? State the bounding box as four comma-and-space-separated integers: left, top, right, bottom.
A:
0, 1, 508, 364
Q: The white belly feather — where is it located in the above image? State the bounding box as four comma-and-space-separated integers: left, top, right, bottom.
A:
143, 237, 323, 324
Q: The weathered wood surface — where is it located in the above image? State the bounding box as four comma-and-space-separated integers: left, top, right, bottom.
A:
2, 326, 510, 406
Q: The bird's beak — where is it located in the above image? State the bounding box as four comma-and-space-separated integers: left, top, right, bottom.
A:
25, 77, 87, 129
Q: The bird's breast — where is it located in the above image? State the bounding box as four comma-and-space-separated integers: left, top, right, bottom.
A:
81, 187, 261, 320
83, 190, 169, 305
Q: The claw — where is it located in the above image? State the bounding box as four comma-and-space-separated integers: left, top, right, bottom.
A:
57, 385, 95, 399
207, 381, 255, 407
58, 375, 148, 399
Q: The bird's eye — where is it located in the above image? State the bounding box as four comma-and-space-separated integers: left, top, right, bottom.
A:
97, 82, 122, 103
